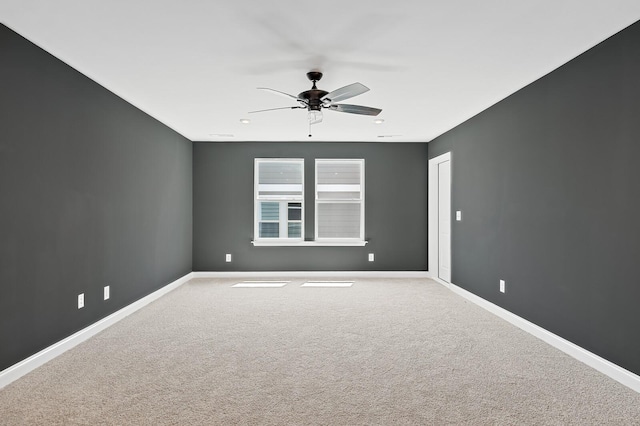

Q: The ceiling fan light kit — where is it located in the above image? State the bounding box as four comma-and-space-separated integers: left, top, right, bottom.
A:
250, 71, 382, 131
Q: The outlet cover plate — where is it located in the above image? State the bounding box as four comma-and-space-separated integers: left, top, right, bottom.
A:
499, 280, 506, 293
78, 293, 84, 309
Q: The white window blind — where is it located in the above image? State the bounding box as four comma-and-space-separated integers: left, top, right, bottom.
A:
255, 159, 304, 241
315, 159, 364, 241
257, 161, 303, 199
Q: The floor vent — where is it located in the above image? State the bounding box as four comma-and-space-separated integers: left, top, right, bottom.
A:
232, 281, 289, 288
301, 281, 354, 288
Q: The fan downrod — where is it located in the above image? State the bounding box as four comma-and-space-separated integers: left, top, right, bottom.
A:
299, 71, 328, 111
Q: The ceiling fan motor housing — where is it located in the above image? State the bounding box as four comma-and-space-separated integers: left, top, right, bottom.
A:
298, 89, 329, 111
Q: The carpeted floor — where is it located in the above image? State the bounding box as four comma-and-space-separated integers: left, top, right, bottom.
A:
1, 277, 640, 425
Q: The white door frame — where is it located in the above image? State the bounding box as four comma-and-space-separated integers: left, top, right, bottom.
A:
428, 152, 452, 287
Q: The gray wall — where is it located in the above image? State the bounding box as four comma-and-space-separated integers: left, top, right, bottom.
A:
193, 142, 428, 271
428, 21, 640, 375
0, 25, 193, 371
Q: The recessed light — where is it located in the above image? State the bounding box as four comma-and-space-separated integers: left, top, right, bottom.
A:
239, 118, 251, 124
373, 119, 384, 124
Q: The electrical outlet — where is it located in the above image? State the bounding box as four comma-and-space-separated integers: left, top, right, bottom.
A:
225, 253, 232, 262
104, 286, 110, 300
78, 293, 85, 309
456, 211, 462, 221
368, 253, 375, 262
499, 280, 506, 293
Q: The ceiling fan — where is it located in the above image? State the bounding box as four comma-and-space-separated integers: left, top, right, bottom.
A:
250, 71, 382, 126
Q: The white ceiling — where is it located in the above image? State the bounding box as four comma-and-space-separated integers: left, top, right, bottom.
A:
2, 1, 640, 142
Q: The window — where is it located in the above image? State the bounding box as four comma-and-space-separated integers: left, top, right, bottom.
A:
254, 159, 304, 242
315, 159, 365, 242
253, 158, 366, 246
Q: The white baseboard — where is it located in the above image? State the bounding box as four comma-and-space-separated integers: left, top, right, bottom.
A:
0, 272, 194, 390
426, 273, 451, 288
448, 282, 640, 394
192, 271, 430, 279
7, 271, 636, 395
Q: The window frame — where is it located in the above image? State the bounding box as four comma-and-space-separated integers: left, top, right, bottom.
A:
254, 158, 305, 244
314, 158, 365, 244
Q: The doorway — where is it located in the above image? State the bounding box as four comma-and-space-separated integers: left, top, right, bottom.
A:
428, 152, 452, 284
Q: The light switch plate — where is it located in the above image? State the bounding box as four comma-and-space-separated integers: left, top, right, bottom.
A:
500, 280, 506, 293
104, 286, 110, 300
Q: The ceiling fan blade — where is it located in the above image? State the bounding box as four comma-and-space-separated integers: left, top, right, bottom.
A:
257, 87, 300, 101
321, 82, 369, 103
249, 106, 305, 114
327, 104, 382, 116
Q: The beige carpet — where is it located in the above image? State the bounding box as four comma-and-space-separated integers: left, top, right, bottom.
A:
1, 277, 640, 425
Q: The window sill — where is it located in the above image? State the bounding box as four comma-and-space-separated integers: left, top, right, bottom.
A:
251, 240, 368, 247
